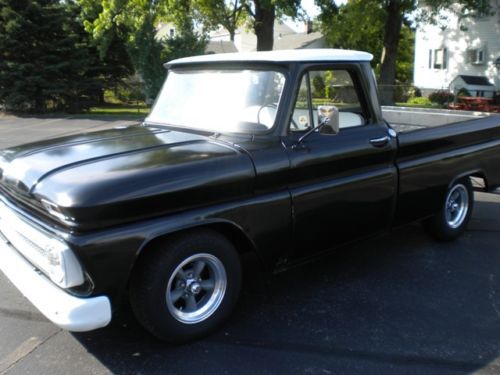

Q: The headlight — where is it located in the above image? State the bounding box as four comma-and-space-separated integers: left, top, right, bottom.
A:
0, 200, 84, 288
42, 238, 85, 288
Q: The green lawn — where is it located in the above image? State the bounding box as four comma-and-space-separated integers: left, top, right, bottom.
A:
395, 102, 441, 109
86, 104, 150, 116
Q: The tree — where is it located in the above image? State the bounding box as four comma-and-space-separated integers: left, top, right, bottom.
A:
78, 0, 134, 99
194, 0, 246, 41
317, 0, 414, 84
190, 0, 302, 51
79, 0, 207, 101
318, 0, 384, 64
0, 0, 111, 112
79, 0, 164, 100
317, 0, 492, 104
241, 0, 302, 51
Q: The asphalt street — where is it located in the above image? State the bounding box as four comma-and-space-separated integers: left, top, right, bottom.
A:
0, 114, 500, 374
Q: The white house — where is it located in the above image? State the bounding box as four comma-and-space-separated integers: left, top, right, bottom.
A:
157, 21, 324, 54
207, 21, 324, 53
413, 1, 500, 97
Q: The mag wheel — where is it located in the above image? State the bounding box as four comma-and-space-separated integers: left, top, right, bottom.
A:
424, 178, 473, 241
166, 253, 227, 324
130, 229, 242, 343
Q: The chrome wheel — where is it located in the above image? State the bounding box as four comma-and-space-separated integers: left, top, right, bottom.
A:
166, 253, 227, 324
445, 183, 469, 229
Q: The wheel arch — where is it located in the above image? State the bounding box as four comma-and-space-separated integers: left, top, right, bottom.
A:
132, 220, 263, 273
128, 220, 247, 342
448, 169, 488, 190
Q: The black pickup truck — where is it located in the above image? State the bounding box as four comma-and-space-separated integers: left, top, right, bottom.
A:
1, 49, 500, 342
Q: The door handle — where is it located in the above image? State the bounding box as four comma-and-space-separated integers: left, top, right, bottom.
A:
369, 136, 390, 147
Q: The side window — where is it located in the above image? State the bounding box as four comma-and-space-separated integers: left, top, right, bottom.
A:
290, 69, 367, 132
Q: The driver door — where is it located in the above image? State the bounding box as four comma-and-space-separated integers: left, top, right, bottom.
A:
286, 66, 397, 259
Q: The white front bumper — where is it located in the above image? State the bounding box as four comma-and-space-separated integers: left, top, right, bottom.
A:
0, 236, 112, 332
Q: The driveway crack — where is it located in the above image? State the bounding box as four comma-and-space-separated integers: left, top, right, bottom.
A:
0, 330, 61, 375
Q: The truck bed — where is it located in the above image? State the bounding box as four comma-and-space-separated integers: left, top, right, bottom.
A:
385, 105, 500, 226
382, 106, 494, 133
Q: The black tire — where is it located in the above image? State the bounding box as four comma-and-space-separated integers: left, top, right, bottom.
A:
129, 229, 242, 343
423, 178, 474, 241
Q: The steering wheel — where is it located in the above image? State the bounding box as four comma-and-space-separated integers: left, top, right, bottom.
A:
257, 103, 300, 130
257, 103, 278, 125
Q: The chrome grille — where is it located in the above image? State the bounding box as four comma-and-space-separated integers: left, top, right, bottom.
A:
0, 196, 84, 288
0, 198, 62, 273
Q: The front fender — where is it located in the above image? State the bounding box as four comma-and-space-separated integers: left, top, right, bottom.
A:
66, 190, 292, 308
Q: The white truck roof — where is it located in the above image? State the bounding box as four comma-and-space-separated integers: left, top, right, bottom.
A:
168, 49, 373, 66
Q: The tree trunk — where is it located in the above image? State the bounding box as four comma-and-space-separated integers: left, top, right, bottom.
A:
379, 1, 403, 105
97, 89, 105, 105
229, 0, 239, 42
254, 1, 275, 51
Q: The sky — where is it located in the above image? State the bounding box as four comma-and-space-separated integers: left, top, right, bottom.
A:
301, 0, 347, 18
301, 0, 320, 17
286, 0, 347, 31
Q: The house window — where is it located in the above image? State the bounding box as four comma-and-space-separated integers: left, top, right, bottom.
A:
467, 48, 485, 65
428, 48, 447, 69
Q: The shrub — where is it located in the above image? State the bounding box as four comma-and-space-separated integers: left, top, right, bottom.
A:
312, 76, 325, 97
494, 94, 500, 105
116, 84, 145, 103
428, 90, 455, 105
457, 88, 471, 97
407, 97, 432, 106
392, 86, 422, 103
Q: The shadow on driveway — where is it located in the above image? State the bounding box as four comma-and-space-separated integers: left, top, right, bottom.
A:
71, 214, 500, 374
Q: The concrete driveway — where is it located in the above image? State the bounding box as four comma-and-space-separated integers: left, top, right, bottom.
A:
0, 114, 141, 149
0, 115, 499, 374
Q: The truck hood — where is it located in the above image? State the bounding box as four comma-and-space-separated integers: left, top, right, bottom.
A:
0, 125, 255, 229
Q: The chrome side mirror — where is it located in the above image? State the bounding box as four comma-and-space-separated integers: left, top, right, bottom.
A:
317, 105, 339, 135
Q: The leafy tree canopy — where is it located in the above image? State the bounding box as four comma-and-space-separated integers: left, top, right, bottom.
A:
316, 0, 493, 104
240, 0, 303, 50
193, 0, 247, 41
78, 0, 207, 100
317, 0, 414, 84
179, 0, 304, 50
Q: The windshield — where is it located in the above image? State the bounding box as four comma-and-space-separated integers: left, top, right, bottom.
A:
146, 69, 286, 134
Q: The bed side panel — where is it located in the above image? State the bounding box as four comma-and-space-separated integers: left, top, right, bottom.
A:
394, 115, 500, 226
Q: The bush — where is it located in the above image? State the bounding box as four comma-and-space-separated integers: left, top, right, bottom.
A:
495, 94, 500, 105
312, 76, 325, 97
116, 84, 145, 103
391, 86, 422, 103
428, 90, 455, 105
457, 88, 471, 97
407, 97, 432, 106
